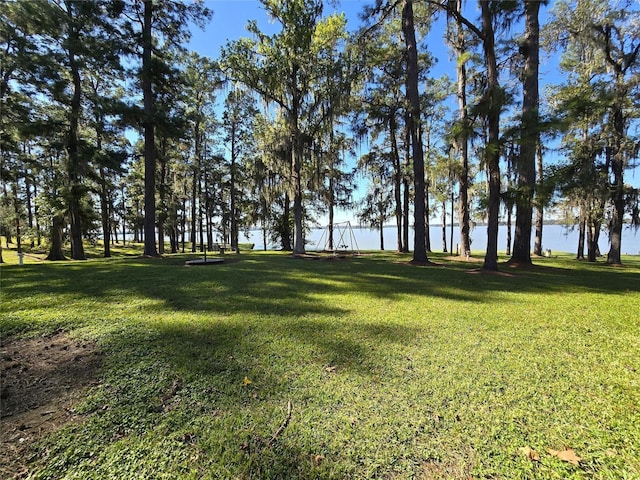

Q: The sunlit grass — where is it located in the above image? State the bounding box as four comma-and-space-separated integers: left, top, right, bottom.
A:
1, 251, 639, 479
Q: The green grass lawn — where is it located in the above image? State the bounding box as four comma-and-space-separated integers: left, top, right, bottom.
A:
1, 249, 639, 479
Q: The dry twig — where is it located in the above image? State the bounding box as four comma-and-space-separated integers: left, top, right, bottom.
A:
267, 400, 292, 447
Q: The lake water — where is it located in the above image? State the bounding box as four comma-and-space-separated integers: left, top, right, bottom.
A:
240, 223, 640, 255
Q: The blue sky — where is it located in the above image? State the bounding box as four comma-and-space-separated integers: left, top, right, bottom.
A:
188, 0, 366, 55
184, 0, 640, 212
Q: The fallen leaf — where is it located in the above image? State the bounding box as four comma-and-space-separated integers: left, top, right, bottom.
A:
243, 376, 252, 385
325, 366, 336, 373
604, 449, 617, 457
548, 448, 581, 465
312, 454, 324, 466
519, 446, 540, 461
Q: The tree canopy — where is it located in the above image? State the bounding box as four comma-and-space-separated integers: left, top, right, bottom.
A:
1, 0, 638, 266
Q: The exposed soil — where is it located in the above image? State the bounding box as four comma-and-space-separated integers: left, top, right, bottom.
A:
0, 332, 102, 479
443, 255, 483, 263
291, 252, 362, 261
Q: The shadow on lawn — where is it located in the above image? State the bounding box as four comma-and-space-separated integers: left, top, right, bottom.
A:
3, 253, 639, 319
92, 311, 426, 478
3, 254, 638, 478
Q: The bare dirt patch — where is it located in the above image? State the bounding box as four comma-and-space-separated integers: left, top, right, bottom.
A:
443, 255, 483, 263
1, 331, 102, 479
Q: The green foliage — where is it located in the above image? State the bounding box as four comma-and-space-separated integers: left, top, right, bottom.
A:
2, 253, 639, 478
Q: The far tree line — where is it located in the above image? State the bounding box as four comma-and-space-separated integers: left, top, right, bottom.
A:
1, 0, 638, 269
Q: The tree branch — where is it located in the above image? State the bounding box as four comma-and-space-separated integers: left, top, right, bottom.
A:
267, 400, 292, 447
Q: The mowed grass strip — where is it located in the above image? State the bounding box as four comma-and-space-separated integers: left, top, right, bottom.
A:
1, 251, 639, 479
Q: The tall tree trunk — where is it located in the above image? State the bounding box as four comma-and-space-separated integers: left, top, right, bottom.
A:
181, 197, 186, 253
506, 149, 513, 256
190, 124, 202, 252
441, 202, 447, 252
533, 140, 544, 256
454, 0, 471, 256
577, 210, 585, 260
262, 218, 268, 251
100, 164, 111, 257
66, 6, 86, 260
261, 196, 268, 251
96, 125, 111, 258
450, 190, 454, 254
112, 205, 118, 245
511, 0, 540, 265
198, 168, 204, 252
481, 1, 501, 272
402, 121, 410, 253
607, 79, 625, 265
25, 170, 34, 248
402, 0, 428, 264
422, 115, 432, 254
292, 99, 305, 255
157, 144, 167, 255
142, 0, 157, 257
12, 180, 22, 253
327, 126, 336, 252
34, 182, 41, 246
379, 204, 385, 251
230, 121, 239, 252
506, 204, 512, 256
587, 219, 597, 262
210, 213, 215, 249
390, 115, 403, 252
328, 174, 335, 251
46, 214, 67, 261
281, 192, 292, 251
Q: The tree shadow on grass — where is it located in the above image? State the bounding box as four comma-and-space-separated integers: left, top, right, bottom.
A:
4, 253, 639, 478
2, 254, 638, 329
82, 311, 429, 479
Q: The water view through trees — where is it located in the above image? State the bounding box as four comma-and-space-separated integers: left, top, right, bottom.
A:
1, 0, 639, 268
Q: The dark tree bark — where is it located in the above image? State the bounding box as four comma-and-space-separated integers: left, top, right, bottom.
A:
190, 134, 199, 252
587, 221, 598, 262
282, 192, 292, 251
533, 141, 544, 256
607, 83, 625, 265
157, 140, 168, 255
402, 0, 428, 264
456, 84, 471, 255
390, 115, 403, 252
511, 0, 541, 265
229, 120, 239, 253
506, 203, 512, 256
506, 147, 514, 256
291, 80, 305, 255
441, 201, 447, 252
450, 191, 454, 255
481, 1, 501, 272
12, 180, 22, 253
25, 170, 34, 248
46, 214, 67, 261
94, 116, 111, 258
99, 163, 111, 258
65, 2, 86, 260
402, 153, 410, 253
577, 212, 586, 260
142, 0, 158, 257
453, 0, 471, 257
